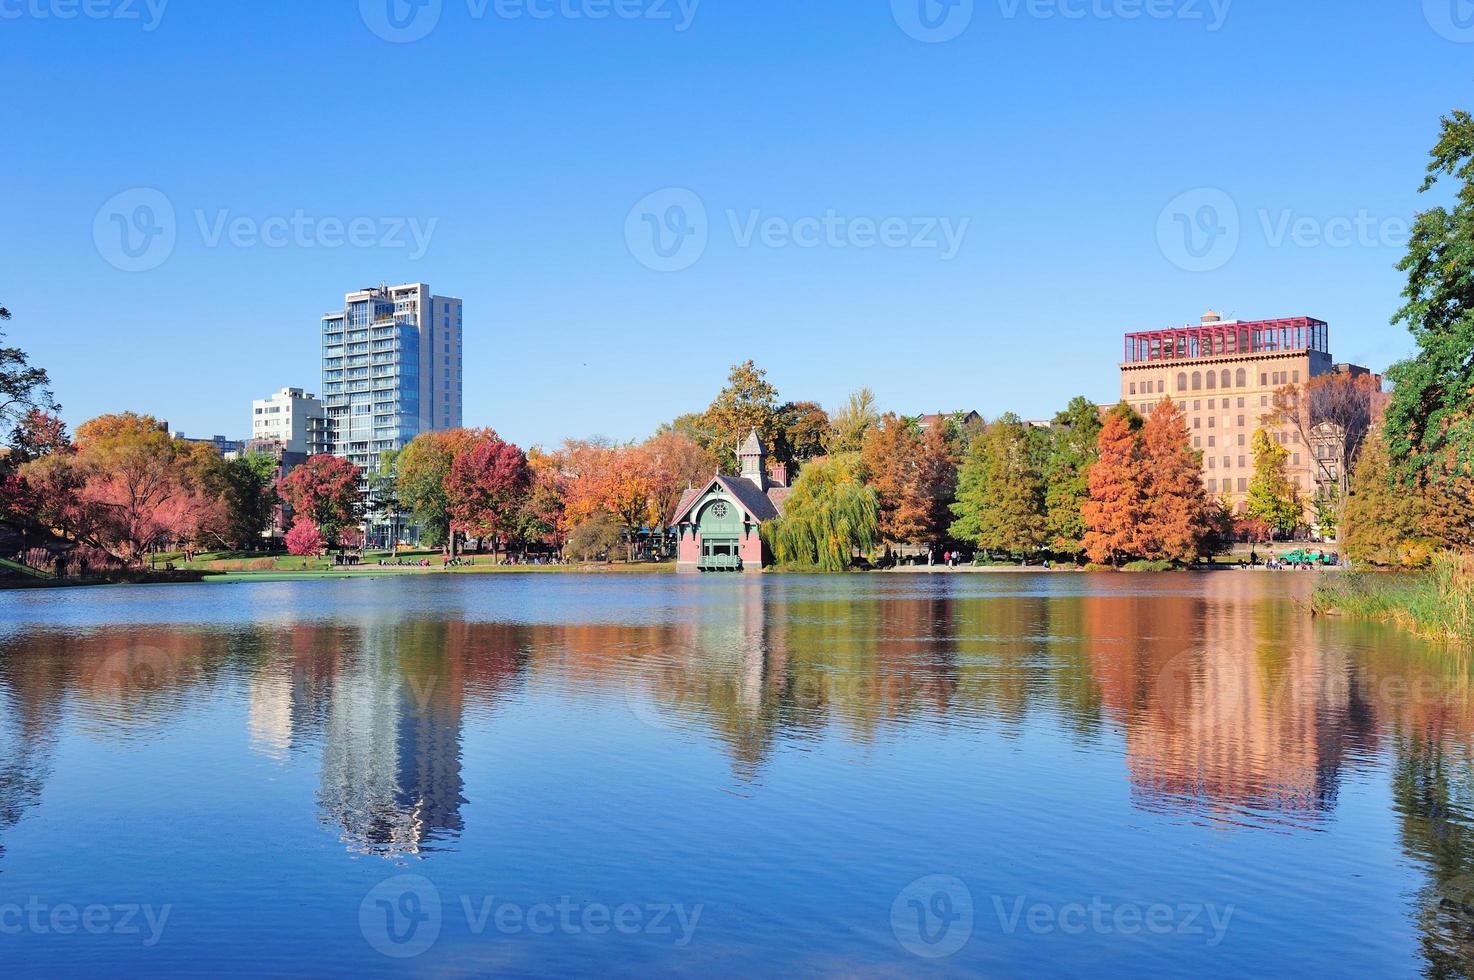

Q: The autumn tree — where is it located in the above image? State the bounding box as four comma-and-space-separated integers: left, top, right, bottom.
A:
285, 518, 325, 557
705, 361, 781, 470
660, 412, 719, 456
601, 445, 658, 561
1082, 405, 1146, 566
24, 413, 226, 564
445, 436, 530, 557
827, 387, 879, 455
861, 413, 927, 547
397, 428, 492, 552
1273, 370, 1382, 505
645, 430, 717, 530
6, 409, 70, 468
1245, 428, 1302, 537
1343, 429, 1428, 567
0, 306, 59, 436
1384, 108, 1474, 483
949, 414, 1046, 558
1136, 398, 1211, 563
556, 438, 616, 532
774, 400, 830, 464
915, 415, 959, 549
278, 454, 361, 547
764, 456, 878, 572
1042, 396, 1103, 557
512, 448, 567, 555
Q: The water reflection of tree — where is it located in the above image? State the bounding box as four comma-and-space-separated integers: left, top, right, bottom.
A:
0, 640, 68, 868
1395, 734, 1474, 978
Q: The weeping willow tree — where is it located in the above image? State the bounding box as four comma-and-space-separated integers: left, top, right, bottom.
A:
764, 456, 878, 572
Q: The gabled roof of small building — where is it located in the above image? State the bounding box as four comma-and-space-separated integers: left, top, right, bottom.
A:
669, 473, 785, 527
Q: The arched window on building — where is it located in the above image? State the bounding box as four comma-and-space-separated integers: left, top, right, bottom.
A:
1221, 369, 1231, 389
1177, 372, 1188, 392
1236, 368, 1247, 388
1191, 371, 1202, 391
1205, 371, 1216, 390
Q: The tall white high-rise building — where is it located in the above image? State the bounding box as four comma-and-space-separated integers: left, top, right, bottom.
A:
321, 283, 463, 475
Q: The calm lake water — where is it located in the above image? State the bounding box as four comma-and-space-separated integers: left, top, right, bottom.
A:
1, 573, 1472, 977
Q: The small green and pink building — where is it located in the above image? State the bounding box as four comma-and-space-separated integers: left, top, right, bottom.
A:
669, 429, 790, 573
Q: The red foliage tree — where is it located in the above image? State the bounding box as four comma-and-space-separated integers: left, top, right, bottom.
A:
444, 437, 530, 556
278, 455, 361, 546
8, 409, 70, 465
285, 518, 324, 556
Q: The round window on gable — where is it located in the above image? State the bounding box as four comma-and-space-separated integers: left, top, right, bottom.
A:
711, 501, 729, 519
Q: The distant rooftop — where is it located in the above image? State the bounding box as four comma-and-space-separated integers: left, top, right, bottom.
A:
1123, 312, 1329, 365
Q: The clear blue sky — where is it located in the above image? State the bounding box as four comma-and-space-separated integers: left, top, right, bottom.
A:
4, 0, 1471, 448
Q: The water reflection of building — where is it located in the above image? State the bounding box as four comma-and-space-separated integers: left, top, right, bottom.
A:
1083, 577, 1375, 826
317, 628, 466, 857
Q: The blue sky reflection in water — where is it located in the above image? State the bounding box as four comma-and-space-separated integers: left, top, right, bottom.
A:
0, 573, 1470, 977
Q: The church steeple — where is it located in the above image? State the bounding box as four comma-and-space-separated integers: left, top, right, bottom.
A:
738, 428, 766, 489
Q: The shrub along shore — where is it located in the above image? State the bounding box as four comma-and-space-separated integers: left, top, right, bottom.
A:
1311, 554, 1474, 645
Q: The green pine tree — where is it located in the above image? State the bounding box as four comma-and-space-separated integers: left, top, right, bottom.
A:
949, 414, 1046, 557
1042, 396, 1103, 556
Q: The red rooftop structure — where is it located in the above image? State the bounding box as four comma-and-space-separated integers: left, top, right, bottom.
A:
1122, 314, 1329, 365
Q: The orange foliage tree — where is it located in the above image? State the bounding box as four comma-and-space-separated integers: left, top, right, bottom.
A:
1081, 407, 1145, 566
644, 430, 717, 530
1136, 398, 1211, 563
861, 414, 927, 547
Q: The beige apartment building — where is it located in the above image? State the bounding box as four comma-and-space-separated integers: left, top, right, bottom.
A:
1119, 312, 1335, 514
